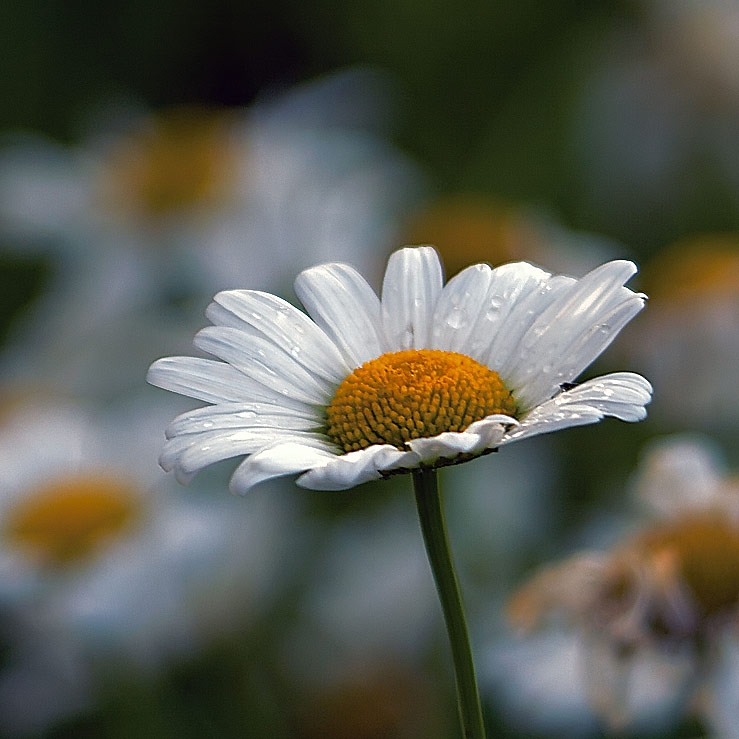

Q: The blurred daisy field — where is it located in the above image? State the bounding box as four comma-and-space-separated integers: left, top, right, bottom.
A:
1, 2, 738, 738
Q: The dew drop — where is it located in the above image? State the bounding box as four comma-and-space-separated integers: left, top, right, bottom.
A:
446, 309, 466, 330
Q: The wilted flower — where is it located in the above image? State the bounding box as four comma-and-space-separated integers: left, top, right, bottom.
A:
500, 434, 739, 736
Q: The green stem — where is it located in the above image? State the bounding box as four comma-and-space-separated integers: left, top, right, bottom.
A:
412, 468, 486, 739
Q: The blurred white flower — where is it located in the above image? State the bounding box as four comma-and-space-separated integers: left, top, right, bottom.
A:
487, 434, 739, 736
1, 68, 422, 295
0, 393, 298, 734
0, 68, 424, 400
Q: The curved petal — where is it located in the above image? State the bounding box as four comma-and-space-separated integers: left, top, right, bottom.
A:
161, 428, 328, 479
294, 262, 386, 367
229, 440, 340, 494
381, 246, 443, 350
503, 261, 646, 410
406, 414, 517, 462
205, 290, 350, 383
464, 414, 520, 445
406, 431, 483, 461
194, 326, 334, 405
165, 402, 322, 438
147, 357, 312, 410
296, 444, 417, 490
481, 264, 571, 371
554, 372, 653, 411
430, 263, 494, 353
502, 372, 652, 444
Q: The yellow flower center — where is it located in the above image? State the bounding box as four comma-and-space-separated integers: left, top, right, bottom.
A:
638, 515, 739, 620
98, 107, 238, 220
326, 349, 516, 453
5, 473, 140, 567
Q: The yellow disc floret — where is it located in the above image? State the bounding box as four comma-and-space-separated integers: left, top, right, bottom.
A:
326, 349, 516, 453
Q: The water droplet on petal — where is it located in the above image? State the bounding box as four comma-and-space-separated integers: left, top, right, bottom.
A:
446, 309, 466, 330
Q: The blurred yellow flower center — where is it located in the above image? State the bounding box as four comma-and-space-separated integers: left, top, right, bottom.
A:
639, 515, 739, 619
326, 349, 516, 453
644, 235, 739, 303
5, 474, 140, 566
403, 195, 536, 276
99, 107, 238, 219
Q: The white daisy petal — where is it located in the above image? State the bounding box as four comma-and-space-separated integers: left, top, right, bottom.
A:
482, 267, 574, 372
171, 429, 328, 477
230, 441, 340, 494
464, 414, 520, 445
165, 402, 322, 438
502, 404, 606, 443
502, 372, 652, 443
559, 372, 653, 409
205, 290, 350, 383
510, 294, 645, 411
294, 262, 386, 366
407, 432, 485, 461
406, 414, 517, 462
147, 357, 311, 410
381, 246, 443, 350
194, 326, 334, 405
161, 428, 288, 471
431, 263, 494, 353
297, 445, 418, 491
503, 261, 646, 409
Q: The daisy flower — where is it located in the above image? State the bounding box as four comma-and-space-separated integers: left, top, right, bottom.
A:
147, 243, 651, 739
147, 245, 651, 494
